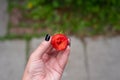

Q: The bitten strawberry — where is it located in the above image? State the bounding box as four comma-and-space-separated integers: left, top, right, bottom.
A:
51, 34, 68, 51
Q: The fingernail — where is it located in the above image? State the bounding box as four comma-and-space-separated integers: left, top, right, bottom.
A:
45, 34, 50, 41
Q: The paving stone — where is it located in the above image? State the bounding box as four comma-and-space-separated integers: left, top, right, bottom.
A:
0, 40, 26, 80
85, 36, 120, 80
0, 0, 8, 36
30, 36, 87, 80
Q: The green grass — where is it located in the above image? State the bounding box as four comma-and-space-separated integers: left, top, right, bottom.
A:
7, 0, 120, 38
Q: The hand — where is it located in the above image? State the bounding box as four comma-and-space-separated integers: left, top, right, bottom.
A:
22, 35, 70, 80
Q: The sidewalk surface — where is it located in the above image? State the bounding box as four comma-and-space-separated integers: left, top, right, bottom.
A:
0, 0, 120, 80
0, 40, 26, 80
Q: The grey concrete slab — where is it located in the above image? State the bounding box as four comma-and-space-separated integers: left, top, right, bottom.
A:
0, 0, 8, 36
85, 36, 120, 80
30, 36, 87, 80
62, 36, 87, 80
0, 40, 26, 80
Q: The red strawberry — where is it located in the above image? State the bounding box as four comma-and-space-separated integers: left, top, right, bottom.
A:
51, 34, 68, 51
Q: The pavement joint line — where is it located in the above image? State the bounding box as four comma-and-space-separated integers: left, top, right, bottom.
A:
82, 39, 90, 80
25, 39, 31, 63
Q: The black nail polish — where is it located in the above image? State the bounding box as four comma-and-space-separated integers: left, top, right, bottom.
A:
45, 34, 50, 41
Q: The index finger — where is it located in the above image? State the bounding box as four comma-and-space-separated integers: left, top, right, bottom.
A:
30, 35, 51, 60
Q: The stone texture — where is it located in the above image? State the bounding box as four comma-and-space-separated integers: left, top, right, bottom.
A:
0, 40, 26, 80
0, 0, 8, 36
30, 36, 87, 80
85, 36, 120, 80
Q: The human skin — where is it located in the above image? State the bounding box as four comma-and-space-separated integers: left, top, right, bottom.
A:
22, 38, 70, 80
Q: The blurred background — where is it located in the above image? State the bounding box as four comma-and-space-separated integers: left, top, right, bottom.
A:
0, 0, 120, 80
